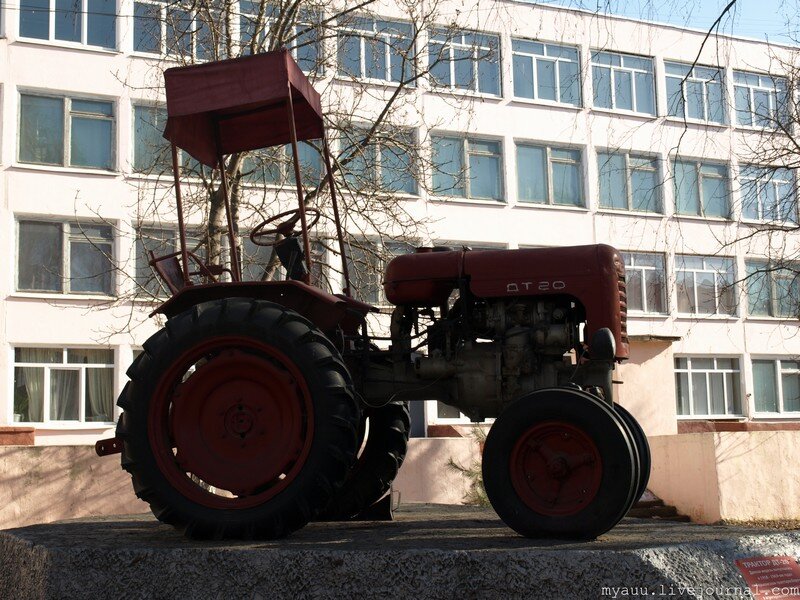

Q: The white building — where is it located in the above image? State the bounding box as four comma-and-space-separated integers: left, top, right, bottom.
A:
1, 0, 800, 520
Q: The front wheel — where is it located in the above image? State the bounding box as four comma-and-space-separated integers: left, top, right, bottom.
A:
482, 388, 637, 540
116, 298, 360, 539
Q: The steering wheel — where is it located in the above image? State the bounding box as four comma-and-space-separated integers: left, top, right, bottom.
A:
249, 208, 322, 247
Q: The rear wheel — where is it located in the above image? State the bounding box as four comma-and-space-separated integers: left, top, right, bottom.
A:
482, 388, 637, 540
319, 401, 410, 520
116, 298, 360, 539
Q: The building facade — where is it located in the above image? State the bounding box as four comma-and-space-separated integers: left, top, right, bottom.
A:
1, 0, 800, 518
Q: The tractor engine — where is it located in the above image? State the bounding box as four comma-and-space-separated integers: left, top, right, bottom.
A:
413, 298, 579, 420
370, 244, 628, 420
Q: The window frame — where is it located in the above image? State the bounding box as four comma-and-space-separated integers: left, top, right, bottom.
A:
510, 37, 581, 107
675, 254, 736, 316
733, 69, 788, 129
12, 347, 116, 425
597, 150, 662, 213
18, 91, 116, 171
745, 260, 800, 319
515, 141, 584, 207
431, 134, 505, 202
133, 0, 225, 60
750, 358, 800, 416
739, 165, 797, 224
18, 0, 117, 49
428, 28, 501, 96
590, 50, 655, 115
621, 251, 667, 314
336, 17, 415, 84
664, 61, 725, 124
239, 3, 321, 71
339, 126, 418, 195
16, 219, 115, 296
673, 158, 731, 219
674, 356, 743, 418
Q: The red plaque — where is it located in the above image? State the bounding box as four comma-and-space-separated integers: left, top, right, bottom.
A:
736, 556, 800, 599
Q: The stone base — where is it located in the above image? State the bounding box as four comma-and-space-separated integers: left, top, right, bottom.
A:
2, 504, 799, 599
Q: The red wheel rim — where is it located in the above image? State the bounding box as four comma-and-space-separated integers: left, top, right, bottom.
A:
509, 421, 602, 517
148, 336, 314, 509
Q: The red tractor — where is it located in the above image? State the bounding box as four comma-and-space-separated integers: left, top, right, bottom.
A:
97, 49, 649, 541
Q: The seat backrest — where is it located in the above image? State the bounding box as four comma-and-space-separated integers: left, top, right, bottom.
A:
150, 252, 187, 294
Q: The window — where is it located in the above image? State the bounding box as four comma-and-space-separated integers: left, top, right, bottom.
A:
429, 29, 500, 96
19, 0, 115, 48
337, 17, 414, 83
598, 151, 660, 212
511, 39, 580, 106
134, 0, 223, 59
241, 142, 322, 188
622, 252, 666, 313
341, 128, 417, 194
591, 51, 654, 115
752, 359, 800, 414
20, 94, 114, 170
132, 104, 213, 175
675, 357, 742, 417
675, 255, 735, 316
665, 62, 724, 124
516, 143, 582, 206
18, 221, 114, 295
345, 240, 413, 304
733, 70, 788, 128
673, 160, 729, 218
740, 166, 796, 223
13, 348, 115, 424
432, 136, 503, 201
745, 261, 799, 318
240, 4, 320, 70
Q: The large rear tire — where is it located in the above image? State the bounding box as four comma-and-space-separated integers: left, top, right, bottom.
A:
319, 401, 410, 520
116, 298, 360, 539
482, 388, 637, 540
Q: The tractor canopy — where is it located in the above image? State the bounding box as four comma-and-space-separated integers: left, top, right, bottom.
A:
163, 48, 324, 167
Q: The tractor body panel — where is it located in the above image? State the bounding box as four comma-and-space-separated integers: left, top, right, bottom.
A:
383, 244, 628, 359
152, 280, 374, 335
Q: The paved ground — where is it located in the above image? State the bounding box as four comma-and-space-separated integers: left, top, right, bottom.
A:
2, 504, 800, 599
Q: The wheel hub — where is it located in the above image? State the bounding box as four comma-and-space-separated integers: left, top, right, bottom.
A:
510, 421, 602, 517
225, 404, 255, 437
151, 342, 313, 506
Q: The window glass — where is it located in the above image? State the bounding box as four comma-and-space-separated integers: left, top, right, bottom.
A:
599, 152, 660, 213
432, 136, 465, 196
20, 0, 50, 39
753, 360, 779, 412
18, 221, 63, 292
674, 160, 729, 218
622, 252, 666, 313
337, 18, 412, 82
19, 95, 65, 165
517, 144, 582, 206
733, 69, 787, 128
467, 140, 502, 200
134, 2, 161, 53
665, 62, 725, 124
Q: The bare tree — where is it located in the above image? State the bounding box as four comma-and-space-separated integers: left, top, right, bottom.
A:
124, 0, 502, 304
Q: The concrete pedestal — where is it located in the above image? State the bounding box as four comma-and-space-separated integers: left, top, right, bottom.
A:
1, 504, 799, 599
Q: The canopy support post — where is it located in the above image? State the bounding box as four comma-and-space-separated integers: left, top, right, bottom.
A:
286, 84, 313, 284
321, 133, 351, 297
170, 143, 191, 287
213, 121, 241, 282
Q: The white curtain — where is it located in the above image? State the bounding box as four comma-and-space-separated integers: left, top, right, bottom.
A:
19, 348, 53, 422
50, 369, 78, 421
86, 368, 113, 421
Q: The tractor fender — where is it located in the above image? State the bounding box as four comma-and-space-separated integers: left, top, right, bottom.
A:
151, 280, 375, 335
